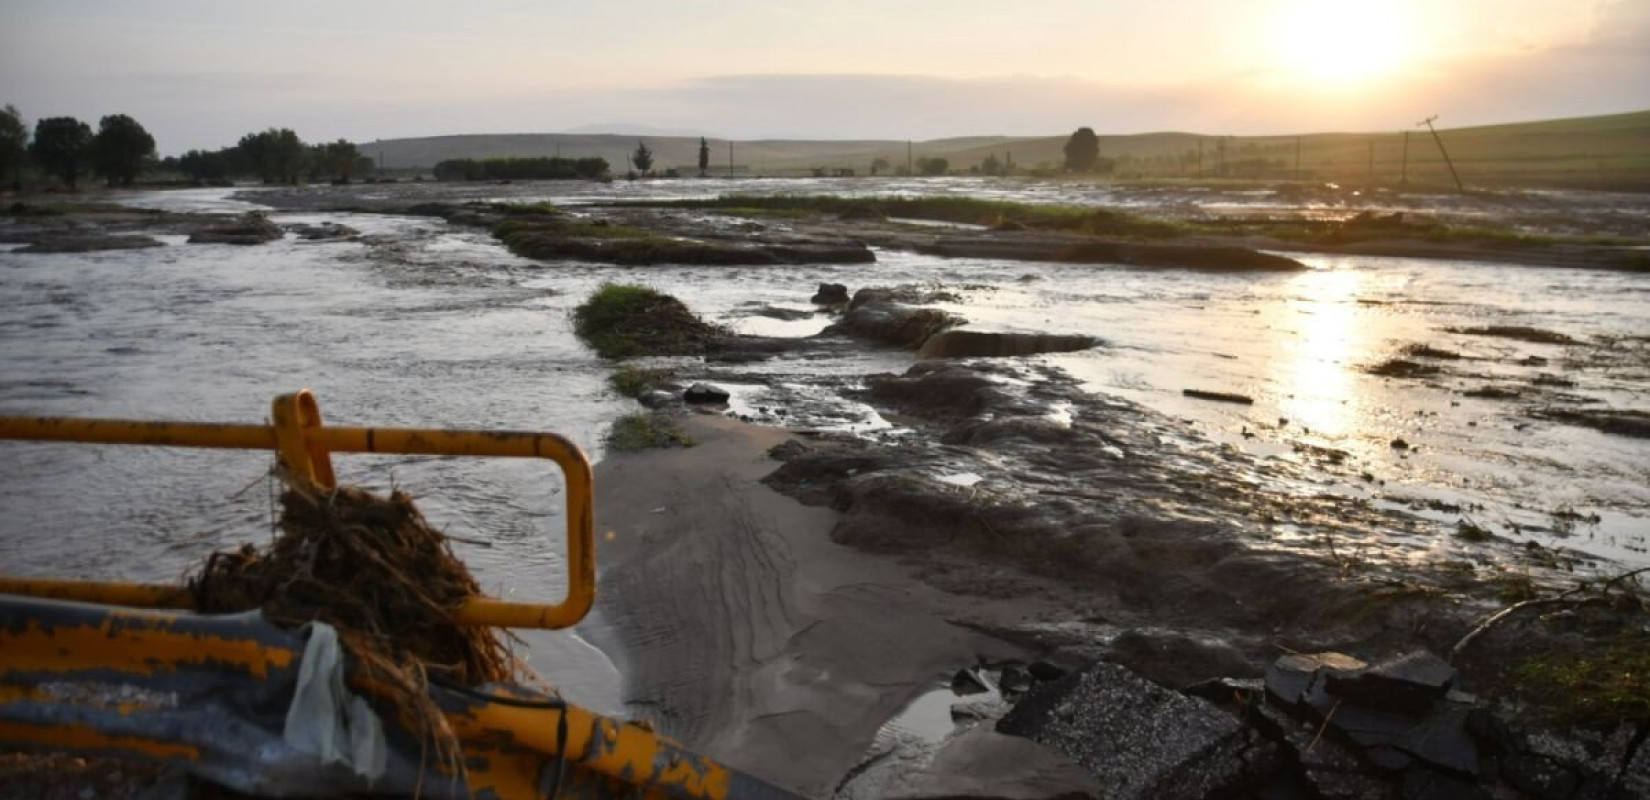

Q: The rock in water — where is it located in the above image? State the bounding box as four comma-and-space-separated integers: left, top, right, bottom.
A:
826, 292, 963, 348
810, 282, 850, 305
17, 233, 165, 253
287, 222, 360, 241
683, 383, 731, 405
916, 330, 1097, 359
996, 661, 1273, 799
188, 212, 285, 245
638, 390, 679, 409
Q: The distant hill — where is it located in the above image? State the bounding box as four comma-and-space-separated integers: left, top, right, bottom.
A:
561, 123, 719, 137
366, 110, 1650, 189
365, 132, 1026, 176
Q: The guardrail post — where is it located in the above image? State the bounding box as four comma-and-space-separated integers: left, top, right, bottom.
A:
271, 390, 335, 488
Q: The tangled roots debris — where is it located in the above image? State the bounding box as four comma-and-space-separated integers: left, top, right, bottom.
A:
189, 480, 514, 771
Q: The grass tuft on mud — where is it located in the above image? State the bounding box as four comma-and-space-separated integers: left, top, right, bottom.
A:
1509, 632, 1650, 726
605, 412, 694, 452
573, 283, 725, 360
495, 215, 748, 266
608, 365, 675, 397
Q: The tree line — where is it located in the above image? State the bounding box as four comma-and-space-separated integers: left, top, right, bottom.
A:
169, 130, 374, 185
434, 156, 610, 182
1, 105, 157, 190
0, 103, 378, 191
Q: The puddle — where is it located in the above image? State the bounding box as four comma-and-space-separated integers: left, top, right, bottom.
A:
874, 686, 959, 748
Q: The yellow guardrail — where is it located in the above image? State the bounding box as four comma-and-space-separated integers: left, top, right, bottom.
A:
0, 593, 805, 800
0, 390, 595, 630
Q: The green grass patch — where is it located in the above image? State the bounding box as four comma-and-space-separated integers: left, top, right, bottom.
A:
1510, 632, 1650, 726
489, 201, 559, 216
710, 206, 812, 220
1213, 213, 1646, 249
608, 365, 674, 397
605, 412, 694, 452
572, 283, 724, 360
493, 213, 666, 243
493, 215, 795, 266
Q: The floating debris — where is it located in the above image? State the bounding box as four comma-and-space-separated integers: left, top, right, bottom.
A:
1182, 389, 1254, 405
1366, 359, 1442, 378
1446, 326, 1577, 345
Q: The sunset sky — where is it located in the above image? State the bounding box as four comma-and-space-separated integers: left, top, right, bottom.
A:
2, 0, 1646, 153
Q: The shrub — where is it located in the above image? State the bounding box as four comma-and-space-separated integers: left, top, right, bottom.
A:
572, 283, 723, 360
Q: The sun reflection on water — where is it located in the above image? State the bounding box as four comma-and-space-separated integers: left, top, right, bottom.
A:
1274, 267, 1369, 439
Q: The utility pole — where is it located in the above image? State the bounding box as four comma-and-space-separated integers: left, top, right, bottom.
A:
1417, 115, 1465, 194
907, 140, 913, 176
1399, 130, 1410, 187
728, 141, 734, 178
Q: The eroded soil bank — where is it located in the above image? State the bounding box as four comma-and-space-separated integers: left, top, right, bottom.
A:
591, 399, 1647, 799
583, 281, 1648, 799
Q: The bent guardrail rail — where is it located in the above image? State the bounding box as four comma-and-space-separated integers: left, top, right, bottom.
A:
0, 390, 593, 629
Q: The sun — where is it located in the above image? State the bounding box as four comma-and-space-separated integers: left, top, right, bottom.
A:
1277, 0, 1411, 84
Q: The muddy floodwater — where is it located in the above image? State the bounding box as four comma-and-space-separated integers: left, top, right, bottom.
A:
1, 179, 1647, 715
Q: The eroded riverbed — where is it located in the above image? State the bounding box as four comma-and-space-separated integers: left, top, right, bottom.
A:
1, 179, 1646, 721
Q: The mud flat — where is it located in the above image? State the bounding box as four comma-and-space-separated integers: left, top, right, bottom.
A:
587, 374, 1649, 799
584, 414, 1086, 797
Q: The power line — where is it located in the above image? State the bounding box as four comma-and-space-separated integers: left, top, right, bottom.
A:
1416, 115, 1465, 194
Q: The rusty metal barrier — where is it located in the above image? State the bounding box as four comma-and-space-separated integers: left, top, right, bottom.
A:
0, 390, 595, 629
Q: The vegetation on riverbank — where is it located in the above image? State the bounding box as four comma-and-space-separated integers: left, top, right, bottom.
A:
433, 156, 609, 181
572, 283, 725, 360
605, 412, 695, 452
495, 215, 763, 265
625, 195, 1191, 238
608, 365, 676, 397
620, 194, 1649, 252
364, 109, 1650, 190
491, 205, 872, 266
1510, 631, 1650, 726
